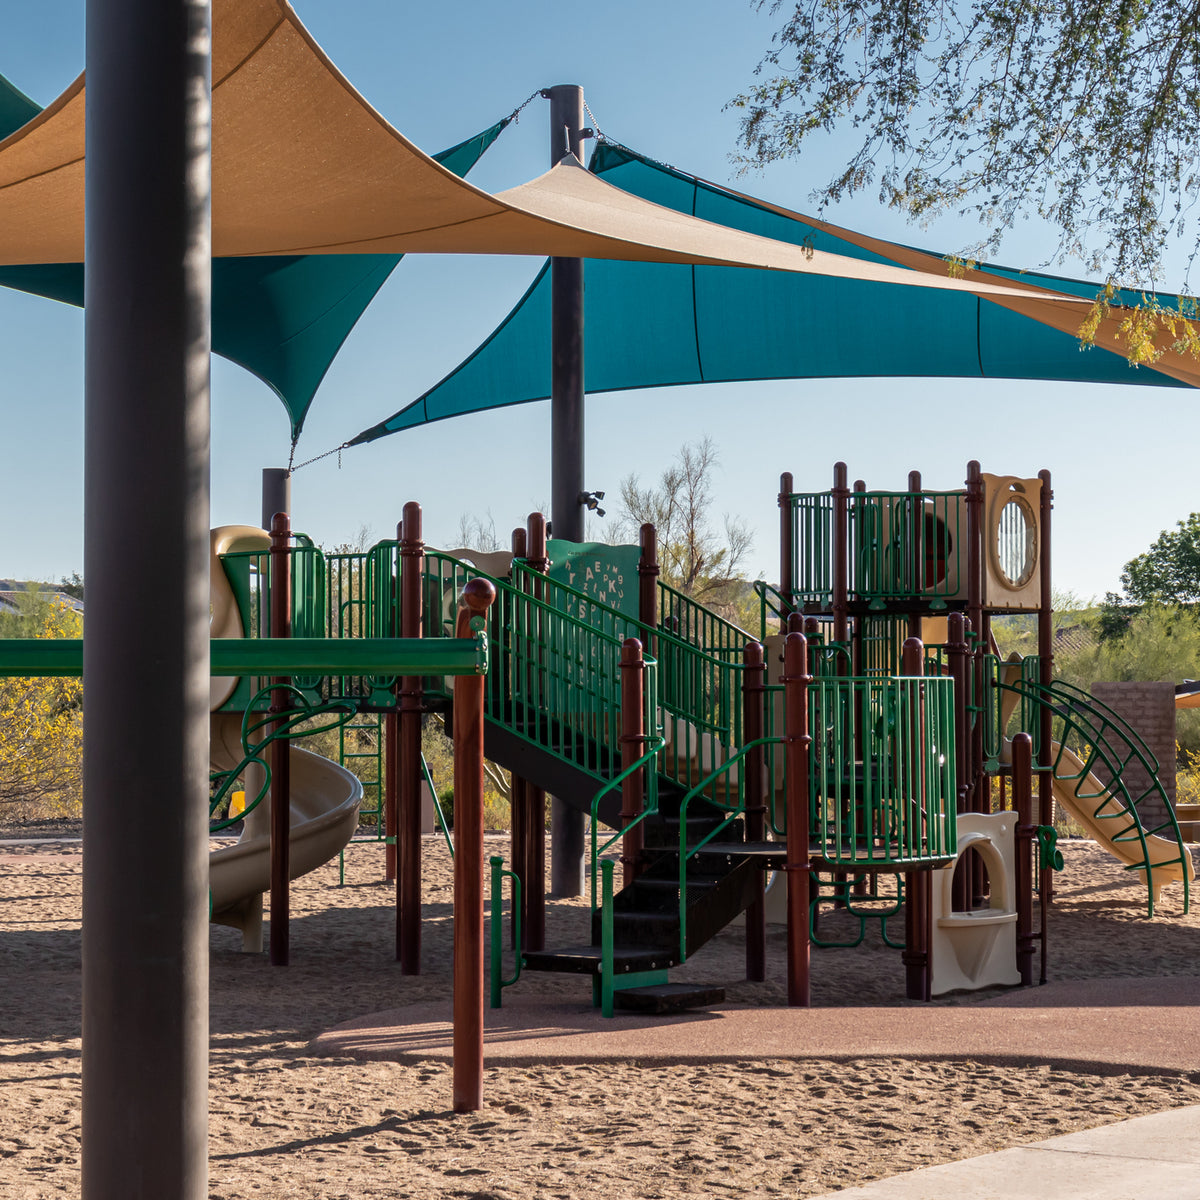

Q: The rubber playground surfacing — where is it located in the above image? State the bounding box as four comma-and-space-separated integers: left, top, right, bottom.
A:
3, 833, 1200, 1198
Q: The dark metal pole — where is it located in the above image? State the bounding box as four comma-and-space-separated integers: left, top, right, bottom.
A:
82, 1, 211, 1195
261, 468, 291, 531
269, 513, 293, 966
545, 83, 588, 897
398, 502, 425, 972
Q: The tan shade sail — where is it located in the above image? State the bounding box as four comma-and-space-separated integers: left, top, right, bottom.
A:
0, 0, 1080, 309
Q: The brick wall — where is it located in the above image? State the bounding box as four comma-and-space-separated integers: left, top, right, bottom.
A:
1088, 682, 1176, 831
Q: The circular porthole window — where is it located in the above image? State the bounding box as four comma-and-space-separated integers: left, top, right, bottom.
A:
994, 495, 1037, 588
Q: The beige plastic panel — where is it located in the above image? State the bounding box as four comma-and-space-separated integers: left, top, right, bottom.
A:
930, 812, 1021, 996
982, 474, 1042, 611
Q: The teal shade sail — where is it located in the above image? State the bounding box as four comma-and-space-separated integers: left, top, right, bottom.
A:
0, 73, 39, 137
350, 142, 1189, 446
0, 74, 507, 445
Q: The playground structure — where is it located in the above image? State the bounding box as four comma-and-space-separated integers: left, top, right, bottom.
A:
195, 457, 1193, 1022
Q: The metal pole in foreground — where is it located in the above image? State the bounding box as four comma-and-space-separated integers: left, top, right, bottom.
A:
544, 82, 588, 898
269, 513, 293, 966
452, 578, 497, 1114
82, 1, 211, 1196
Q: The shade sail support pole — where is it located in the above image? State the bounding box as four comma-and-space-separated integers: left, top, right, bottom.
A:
545, 83, 588, 898
82, 1, 212, 1197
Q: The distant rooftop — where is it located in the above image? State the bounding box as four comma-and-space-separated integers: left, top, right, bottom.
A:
0, 581, 84, 616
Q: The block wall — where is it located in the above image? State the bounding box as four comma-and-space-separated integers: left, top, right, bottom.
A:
1088, 682, 1176, 831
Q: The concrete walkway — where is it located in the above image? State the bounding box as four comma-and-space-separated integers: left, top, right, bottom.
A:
809, 1105, 1200, 1199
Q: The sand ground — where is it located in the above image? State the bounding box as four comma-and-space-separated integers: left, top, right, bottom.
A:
2, 831, 1199, 1198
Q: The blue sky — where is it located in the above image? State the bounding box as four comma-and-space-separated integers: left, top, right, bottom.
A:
1, 0, 1197, 604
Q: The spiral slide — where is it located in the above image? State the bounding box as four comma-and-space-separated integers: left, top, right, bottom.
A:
208, 527, 363, 951
1049, 741, 1193, 905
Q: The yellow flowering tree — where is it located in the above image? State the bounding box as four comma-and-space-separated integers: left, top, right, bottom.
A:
0, 591, 83, 819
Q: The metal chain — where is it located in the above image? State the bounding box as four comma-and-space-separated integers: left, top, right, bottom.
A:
582, 98, 604, 143
290, 441, 348, 473
507, 89, 542, 125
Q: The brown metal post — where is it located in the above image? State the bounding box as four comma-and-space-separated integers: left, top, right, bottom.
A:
269, 512, 292, 966
509, 526, 529, 947
743, 641, 767, 981
907, 470, 923, 640
1038, 469, 1054, 917
1012, 732, 1035, 987
965, 462, 985, 813
619, 639, 646, 888
779, 472, 795, 622
832, 463, 850, 648
783, 632, 812, 1006
851, 479, 866, 674
384, 713, 398, 882
452, 577, 497, 1114
901, 636, 930, 1000
525, 515, 549, 938
638, 523, 659, 655
398, 503, 425, 973
947, 613, 972, 913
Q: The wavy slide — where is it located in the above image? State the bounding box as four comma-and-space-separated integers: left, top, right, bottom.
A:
208, 526, 363, 951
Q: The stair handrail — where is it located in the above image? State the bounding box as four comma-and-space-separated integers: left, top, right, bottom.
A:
675, 736, 782, 962
657, 578, 754, 657
996, 673, 1190, 914
587, 734, 668, 912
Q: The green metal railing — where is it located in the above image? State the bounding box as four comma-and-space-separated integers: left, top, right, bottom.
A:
209, 685, 357, 833
782, 489, 966, 610
984, 653, 1044, 764
420, 554, 751, 808
658, 580, 752, 658
753, 579, 790, 635
675, 736, 780, 961
808, 674, 957, 868
849, 491, 964, 608
489, 855, 522, 1007
785, 492, 836, 607
588, 734, 666, 914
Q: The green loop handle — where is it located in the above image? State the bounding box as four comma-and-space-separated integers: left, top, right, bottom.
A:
1037, 826, 1064, 872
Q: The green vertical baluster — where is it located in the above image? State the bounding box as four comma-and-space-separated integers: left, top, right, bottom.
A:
601, 858, 615, 1018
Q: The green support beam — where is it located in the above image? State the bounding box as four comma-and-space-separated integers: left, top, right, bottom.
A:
0, 636, 487, 678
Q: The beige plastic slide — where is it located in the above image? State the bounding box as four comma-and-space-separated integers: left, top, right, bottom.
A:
1049, 740, 1193, 905
208, 526, 364, 951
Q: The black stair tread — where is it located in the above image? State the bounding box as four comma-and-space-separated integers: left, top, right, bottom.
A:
613, 984, 726, 1014
523, 944, 680, 975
